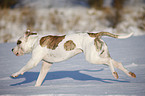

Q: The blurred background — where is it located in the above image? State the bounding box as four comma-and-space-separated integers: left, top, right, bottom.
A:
0, 0, 144, 43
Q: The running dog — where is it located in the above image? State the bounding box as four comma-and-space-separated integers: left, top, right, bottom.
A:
11, 30, 136, 86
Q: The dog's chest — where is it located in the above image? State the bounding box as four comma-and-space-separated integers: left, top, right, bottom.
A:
44, 51, 63, 62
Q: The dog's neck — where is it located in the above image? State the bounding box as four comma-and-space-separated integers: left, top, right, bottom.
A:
26, 35, 39, 53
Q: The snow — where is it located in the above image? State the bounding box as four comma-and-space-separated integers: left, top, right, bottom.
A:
0, 35, 145, 95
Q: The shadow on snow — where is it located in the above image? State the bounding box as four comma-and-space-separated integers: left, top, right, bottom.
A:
10, 69, 129, 86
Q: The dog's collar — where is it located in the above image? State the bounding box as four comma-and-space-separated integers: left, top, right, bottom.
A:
42, 59, 53, 64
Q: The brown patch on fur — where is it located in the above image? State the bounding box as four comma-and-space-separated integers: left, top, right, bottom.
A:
26, 32, 37, 36
25, 30, 37, 37
94, 38, 103, 52
40, 35, 65, 50
88, 33, 99, 38
64, 40, 76, 51
94, 38, 110, 58
89, 32, 115, 58
88, 32, 118, 38
129, 72, 136, 78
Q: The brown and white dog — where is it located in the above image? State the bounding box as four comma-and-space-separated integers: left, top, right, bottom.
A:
11, 30, 136, 86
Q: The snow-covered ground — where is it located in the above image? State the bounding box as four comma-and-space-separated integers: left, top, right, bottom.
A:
0, 35, 145, 95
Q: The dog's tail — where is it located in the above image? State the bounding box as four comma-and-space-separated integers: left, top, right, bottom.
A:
88, 32, 133, 39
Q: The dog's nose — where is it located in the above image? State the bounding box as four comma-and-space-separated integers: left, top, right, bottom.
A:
12, 48, 14, 52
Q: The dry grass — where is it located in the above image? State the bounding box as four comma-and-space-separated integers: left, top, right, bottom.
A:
48, 10, 64, 33
138, 11, 145, 30
19, 8, 36, 29
0, 6, 144, 43
88, 0, 104, 9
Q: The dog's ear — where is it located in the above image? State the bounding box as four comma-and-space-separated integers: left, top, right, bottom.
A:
25, 30, 37, 37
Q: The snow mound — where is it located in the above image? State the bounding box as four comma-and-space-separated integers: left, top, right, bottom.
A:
125, 63, 138, 68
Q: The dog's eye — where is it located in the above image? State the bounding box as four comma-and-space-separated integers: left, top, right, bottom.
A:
17, 40, 22, 45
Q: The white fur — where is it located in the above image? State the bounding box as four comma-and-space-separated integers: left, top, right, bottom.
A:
11, 32, 135, 86
118, 32, 134, 39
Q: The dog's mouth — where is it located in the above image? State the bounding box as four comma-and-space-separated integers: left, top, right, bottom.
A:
16, 51, 24, 56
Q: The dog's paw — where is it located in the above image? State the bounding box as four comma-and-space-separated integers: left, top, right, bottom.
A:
113, 72, 119, 79
35, 84, 41, 87
129, 72, 136, 78
11, 73, 20, 78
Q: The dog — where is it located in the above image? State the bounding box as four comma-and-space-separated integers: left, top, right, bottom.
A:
11, 30, 136, 86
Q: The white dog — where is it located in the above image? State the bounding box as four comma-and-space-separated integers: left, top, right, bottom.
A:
11, 30, 136, 86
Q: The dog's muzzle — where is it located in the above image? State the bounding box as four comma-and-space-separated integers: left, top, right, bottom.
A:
12, 48, 18, 56
12, 48, 23, 56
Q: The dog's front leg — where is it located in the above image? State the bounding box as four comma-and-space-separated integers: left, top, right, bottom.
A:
11, 49, 46, 78
11, 46, 46, 78
11, 57, 42, 78
35, 61, 52, 86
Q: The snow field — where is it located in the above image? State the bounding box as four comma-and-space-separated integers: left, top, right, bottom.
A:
0, 35, 145, 95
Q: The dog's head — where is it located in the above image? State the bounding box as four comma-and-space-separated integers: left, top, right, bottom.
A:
12, 30, 37, 56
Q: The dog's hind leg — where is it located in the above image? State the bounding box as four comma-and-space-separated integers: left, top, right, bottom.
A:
111, 60, 136, 78
99, 58, 119, 79
109, 59, 119, 79
88, 57, 119, 79
100, 58, 119, 79
35, 61, 52, 86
